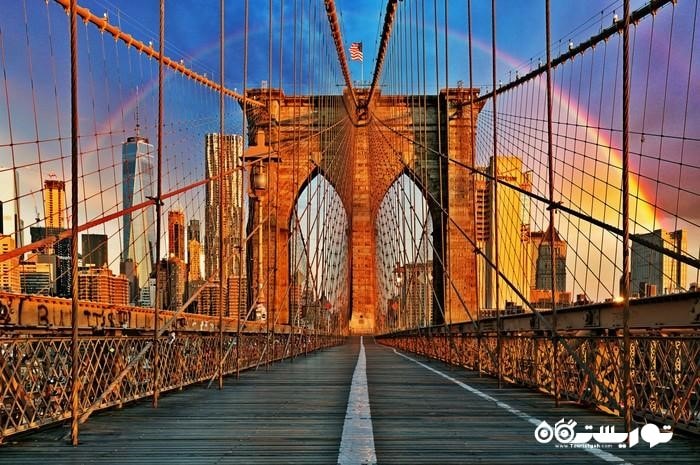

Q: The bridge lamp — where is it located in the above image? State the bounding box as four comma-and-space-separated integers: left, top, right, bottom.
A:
241, 130, 281, 320
251, 163, 268, 191
394, 264, 406, 330
242, 131, 280, 192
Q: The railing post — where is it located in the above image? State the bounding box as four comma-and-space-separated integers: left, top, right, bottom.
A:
152, 0, 165, 409
69, 0, 80, 446
490, 0, 502, 389
621, 0, 633, 435
544, 0, 560, 408
218, 0, 225, 391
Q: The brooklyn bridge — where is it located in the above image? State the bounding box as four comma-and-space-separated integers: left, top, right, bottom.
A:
0, 0, 699, 463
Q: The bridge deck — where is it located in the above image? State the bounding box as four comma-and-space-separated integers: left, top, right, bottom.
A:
1, 339, 698, 464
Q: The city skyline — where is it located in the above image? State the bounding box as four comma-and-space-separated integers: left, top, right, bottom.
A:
1, 151, 696, 310
0, 0, 697, 310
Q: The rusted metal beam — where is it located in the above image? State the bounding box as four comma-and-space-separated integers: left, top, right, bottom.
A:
382, 292, 700, 334
0, 290, 229, 332
51, 0, 263, 108
367, 0, 399, 108
324, 0, 357, 107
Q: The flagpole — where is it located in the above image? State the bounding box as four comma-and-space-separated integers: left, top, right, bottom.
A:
350, 42, 364, 86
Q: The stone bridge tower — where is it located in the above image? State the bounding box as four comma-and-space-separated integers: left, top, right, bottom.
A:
242, 87, 483, 334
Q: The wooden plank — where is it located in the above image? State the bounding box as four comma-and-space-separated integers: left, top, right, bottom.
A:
2, 338, 699, 464
366, 340, 700, 464
0, 343, 358, 464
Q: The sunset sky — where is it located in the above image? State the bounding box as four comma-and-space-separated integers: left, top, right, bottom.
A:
0, 0, 697, 301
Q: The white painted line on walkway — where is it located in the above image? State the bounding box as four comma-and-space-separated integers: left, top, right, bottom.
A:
338, 337, 377, 465
392, 349, 632, 464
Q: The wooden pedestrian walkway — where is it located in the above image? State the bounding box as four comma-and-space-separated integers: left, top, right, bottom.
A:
1, 338, 698, 464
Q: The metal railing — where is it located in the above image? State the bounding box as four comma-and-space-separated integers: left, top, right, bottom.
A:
0, 330, 343, 442
379, 329, 699, 434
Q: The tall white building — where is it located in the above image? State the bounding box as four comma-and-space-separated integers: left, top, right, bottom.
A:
0, 167, 22, 247
121, 134, 155, 304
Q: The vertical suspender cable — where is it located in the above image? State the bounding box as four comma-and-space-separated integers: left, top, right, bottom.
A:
621, 0, 633, 435
218, 0, 225, 390
443, 0, 451, 329
266, 0, 273, 366
432, 0, 446, 348
69, 0, 80, 446
153, 0, 165, 409
491, 0, 502, 389
237, 0, 250, 379
544, 0, 559, 407
290, 0, 298, 359
275, 0, 283, 346
467, 0, 481, 374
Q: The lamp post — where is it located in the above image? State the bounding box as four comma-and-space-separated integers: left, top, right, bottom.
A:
424, 270, 433, 328
394, 264, 404, 331
241, 130, 280, 323
252, 162, 266, 319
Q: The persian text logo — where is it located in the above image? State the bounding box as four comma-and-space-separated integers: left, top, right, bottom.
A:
534, 419, 673, 449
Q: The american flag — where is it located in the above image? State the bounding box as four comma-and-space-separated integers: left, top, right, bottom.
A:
349, 42, 363, 62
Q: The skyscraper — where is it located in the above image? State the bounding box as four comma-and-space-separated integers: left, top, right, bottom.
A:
166, 256, 186, 311
529, 226, 570, 307
0, 235, 20, 292
204, 133, 243, 280
29, 226, 71, 297
19, 261, 52, 295
52, 235, 72, 298
0, 167, 22, 247
228, 275, 247, 319
477, 156, 532, 310
188, 219, 200, 243
82, 233, 109, 267
43, 177, 66, 229
631, 229, 688, 296
290, 271, 304, 325
534, 225, 566, 292
475, 170, 490, 310
401, 261, 433, 328
168, 209, 185, 260
187, 219, 202, 282
121, 134, 155, 303
78, 265, 129, 305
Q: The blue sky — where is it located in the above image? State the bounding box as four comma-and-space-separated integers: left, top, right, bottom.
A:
1, 0, 697, 299
72, 0, 654, 91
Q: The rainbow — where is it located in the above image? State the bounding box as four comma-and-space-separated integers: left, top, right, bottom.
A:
96, 20, 659, 233
96, 25, 271, 137
468, 35, 658, 231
